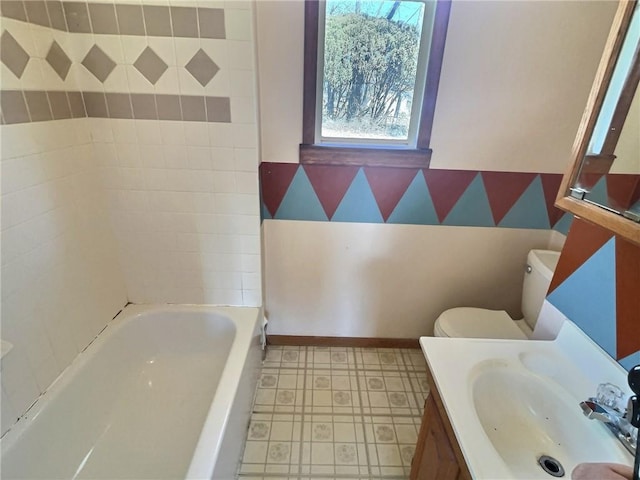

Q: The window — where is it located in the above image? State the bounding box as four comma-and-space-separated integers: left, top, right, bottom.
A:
301, 0, 451, 167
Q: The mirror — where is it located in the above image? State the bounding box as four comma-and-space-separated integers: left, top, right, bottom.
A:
556, 0, 640, 246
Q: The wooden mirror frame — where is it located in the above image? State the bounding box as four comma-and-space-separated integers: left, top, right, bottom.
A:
556, 0, 640, 246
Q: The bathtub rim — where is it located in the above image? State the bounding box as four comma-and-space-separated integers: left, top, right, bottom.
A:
0, 303, 262, 480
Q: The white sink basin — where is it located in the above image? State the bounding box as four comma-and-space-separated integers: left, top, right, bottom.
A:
420, 320, 634, 479
471, 360, 630, 478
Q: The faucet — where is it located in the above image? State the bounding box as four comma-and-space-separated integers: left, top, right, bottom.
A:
580, 383, 638, 456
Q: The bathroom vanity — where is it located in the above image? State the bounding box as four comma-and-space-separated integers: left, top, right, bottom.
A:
411, 318, 634, 479
410, 376, 471, 480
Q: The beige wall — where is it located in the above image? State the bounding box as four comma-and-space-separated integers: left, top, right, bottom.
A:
256, 1, 617, 338
264, 222, 559, 338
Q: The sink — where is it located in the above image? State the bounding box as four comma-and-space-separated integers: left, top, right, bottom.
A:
471, 360, 630, 478
419, 320, 634, 479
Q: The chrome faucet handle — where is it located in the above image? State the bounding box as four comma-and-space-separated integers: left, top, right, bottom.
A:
597, 382, 625, 412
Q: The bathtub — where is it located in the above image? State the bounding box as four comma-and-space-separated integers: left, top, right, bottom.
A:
0, 304, 263, 480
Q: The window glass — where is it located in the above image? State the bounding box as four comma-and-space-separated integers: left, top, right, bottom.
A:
318, 0, 431, 145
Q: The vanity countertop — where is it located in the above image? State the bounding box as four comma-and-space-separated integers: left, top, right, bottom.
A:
419, 321, 634, 479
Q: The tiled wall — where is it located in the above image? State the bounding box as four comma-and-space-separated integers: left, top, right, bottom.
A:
1, 0, 261, 434
2, 0, 262, 305
260, 163, 573, 234
1, 118, 128, 436
547, 218, 640, 371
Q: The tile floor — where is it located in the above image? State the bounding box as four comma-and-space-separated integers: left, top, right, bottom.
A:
237, 345, 430, 480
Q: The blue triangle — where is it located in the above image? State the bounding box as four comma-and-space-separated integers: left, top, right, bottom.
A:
387, 171, 439, 225
275, 168, 328, 221
443, 173, 495, 227
499, 176, 550, 229
619, 350, 640, 371
585, 176, 608, 206
261, 202, 272, 221
547, 238, 617, 358
553, 212, 573, 235
332, 169, 383, 223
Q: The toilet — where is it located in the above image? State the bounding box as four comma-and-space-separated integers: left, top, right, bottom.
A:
433, 249, 561, 339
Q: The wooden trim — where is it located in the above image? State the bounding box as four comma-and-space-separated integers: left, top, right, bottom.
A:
299, 144, 431, 168
556, 196, 640, 246
417, 0, 452, 149
300, 0, 451, 166
302, 0, 319, 145
267, 335, 420, 349
556, 0, 640, 245
424, 365, 473, 480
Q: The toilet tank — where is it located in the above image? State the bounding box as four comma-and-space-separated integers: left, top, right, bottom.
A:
521, 249, 561, 329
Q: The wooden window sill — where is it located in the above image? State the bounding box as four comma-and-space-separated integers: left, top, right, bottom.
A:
299, 144, 432, 168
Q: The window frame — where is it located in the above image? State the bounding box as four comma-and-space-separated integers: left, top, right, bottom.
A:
300, 0, 452, 168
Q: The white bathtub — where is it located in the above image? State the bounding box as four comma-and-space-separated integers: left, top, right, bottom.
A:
1, 304, 263, 480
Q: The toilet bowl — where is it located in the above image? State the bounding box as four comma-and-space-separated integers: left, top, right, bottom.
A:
434, 249, 560, 339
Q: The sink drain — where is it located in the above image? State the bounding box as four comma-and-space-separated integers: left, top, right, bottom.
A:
538, 455, 565, 477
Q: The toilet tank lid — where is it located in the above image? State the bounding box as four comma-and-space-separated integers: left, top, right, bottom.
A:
528, 249, 560, 280
436, 307, 528, 339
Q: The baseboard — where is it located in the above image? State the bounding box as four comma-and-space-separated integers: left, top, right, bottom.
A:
267, 335, 420, 349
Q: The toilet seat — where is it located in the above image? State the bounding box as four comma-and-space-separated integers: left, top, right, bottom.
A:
434, 307, 529, 340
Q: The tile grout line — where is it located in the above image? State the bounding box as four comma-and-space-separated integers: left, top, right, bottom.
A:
354, 345, 374, 478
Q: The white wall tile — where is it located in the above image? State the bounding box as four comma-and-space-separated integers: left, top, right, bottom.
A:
1, 121, 128, 434
187, 146, 213, 170
120, 36, 149, 64
208, 124, 234, 147
154, 66, 181, 94
230, 96, 256, 124
160, 121, 186, 145
184, 122, 209, 147
103, 66, 131, 92
136, 121, 163, 145
232, 123, 258, 147
112, 119, 139, 144
3, 3, 262, 392
227, 40, 254, 70
225, 8, 252, 41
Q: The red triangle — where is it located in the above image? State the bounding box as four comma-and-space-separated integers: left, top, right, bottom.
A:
548, 219, 614, 294
423, 169, 478, 223
615, 237, 640, 359
539, 174, 565, 227
259, 162, 299, 217
363, 167, 419, 221
606, 174, 640, 211
481, 172, 537, 224
303, 164, 360, 219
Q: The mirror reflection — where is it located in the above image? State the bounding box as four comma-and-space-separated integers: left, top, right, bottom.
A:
573, 3, 640, 219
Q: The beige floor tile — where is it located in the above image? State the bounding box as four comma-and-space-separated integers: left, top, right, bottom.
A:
238, 345, 427, 479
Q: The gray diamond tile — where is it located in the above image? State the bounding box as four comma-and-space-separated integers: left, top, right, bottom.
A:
46, 41, 72, 80
185, 49, 219, 87
1, 31, 30, 78
82, 45, 116, 83
134, 47, 168, 85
